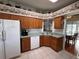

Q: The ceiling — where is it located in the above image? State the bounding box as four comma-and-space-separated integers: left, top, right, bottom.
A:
0, 0, 77, 13
14, 0, 77, 11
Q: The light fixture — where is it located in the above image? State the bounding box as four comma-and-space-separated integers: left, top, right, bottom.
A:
67, 15, 72, 19
49, 0, 58, 3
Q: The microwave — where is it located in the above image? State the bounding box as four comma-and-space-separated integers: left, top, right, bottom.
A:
21, 29, 28, 36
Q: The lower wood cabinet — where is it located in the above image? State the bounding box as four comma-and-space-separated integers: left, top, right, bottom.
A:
40, 35, 50, 47
40, 35, 63, 52
21, 37, 30, 53
50, 36, 63, 52
21, 35, 63, 53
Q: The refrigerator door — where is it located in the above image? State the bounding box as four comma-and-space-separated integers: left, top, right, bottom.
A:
0, 20, 4, 59
3, 20, 21, 59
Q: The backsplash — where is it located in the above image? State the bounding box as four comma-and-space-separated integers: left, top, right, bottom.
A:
52, 29, 64, 35
27, 29, 43, 36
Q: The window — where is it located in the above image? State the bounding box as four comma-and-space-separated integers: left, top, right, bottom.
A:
66, 24, 77, 35
43, 20, 52, 32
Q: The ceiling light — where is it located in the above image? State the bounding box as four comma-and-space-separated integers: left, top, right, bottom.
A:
49, 0, 58, 3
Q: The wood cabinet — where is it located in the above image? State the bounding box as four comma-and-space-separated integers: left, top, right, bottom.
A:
19, 16, 43, 29
54, 16, 64, 29
40, 35, 50, 47
21, 19, 30, 29
19, 17, 43, 29
33, 18, 42, 28
28, 18, 42, 29
40, 35, 63, 52
0, 13, 43, 29
50, 36, 63, 52
21, 37, 30, 53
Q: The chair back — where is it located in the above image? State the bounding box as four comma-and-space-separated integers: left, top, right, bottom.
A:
73, 33, 78, 40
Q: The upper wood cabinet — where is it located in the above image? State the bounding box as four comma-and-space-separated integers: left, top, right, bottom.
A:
33, 18, 42, 29
21, 17, 43, 29
54, 16, 64, 29
21, 17, 30, 29
0, 13, 43, 29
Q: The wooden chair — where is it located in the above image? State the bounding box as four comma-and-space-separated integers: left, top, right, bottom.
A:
66, 35, 72, 46
65, 33, 78, 46
72, 33, 78, 45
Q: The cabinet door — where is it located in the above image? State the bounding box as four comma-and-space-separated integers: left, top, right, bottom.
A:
54, 16, 64, 29
29, 18, 34, 28
50, 37, 57, 51
56, 37, 63, 51
20, 16, 31, 29
37, 19, 42, 28
34, 18, 42, 28
40, 36, 44, 46
40, 36, 50, 47
29, 18, 42, 29
50, 37, 63, 52
21, 37, 30, 52
22, 19, 30, 29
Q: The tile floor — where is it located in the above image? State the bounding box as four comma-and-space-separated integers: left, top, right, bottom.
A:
16, 47, 77, 59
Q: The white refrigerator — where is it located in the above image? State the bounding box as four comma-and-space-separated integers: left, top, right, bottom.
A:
0, 19, 21, 59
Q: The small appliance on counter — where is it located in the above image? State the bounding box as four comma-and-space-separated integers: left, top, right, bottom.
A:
21, 29, 28, 36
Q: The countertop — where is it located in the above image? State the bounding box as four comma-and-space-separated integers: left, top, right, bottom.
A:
21, 33, 64, 39
21, 29, 64, 39
21, 36, 30, 38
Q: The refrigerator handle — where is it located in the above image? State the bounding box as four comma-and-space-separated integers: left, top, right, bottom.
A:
2, 30, 6, 41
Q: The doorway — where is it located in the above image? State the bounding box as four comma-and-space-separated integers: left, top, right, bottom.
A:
65, 14, 79, 56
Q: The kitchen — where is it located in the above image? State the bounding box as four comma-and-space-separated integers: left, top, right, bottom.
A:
0, 0, 79, 59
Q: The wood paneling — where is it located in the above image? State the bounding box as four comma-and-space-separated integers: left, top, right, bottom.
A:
54, 16, 64, 29
21, 37, 30, 53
